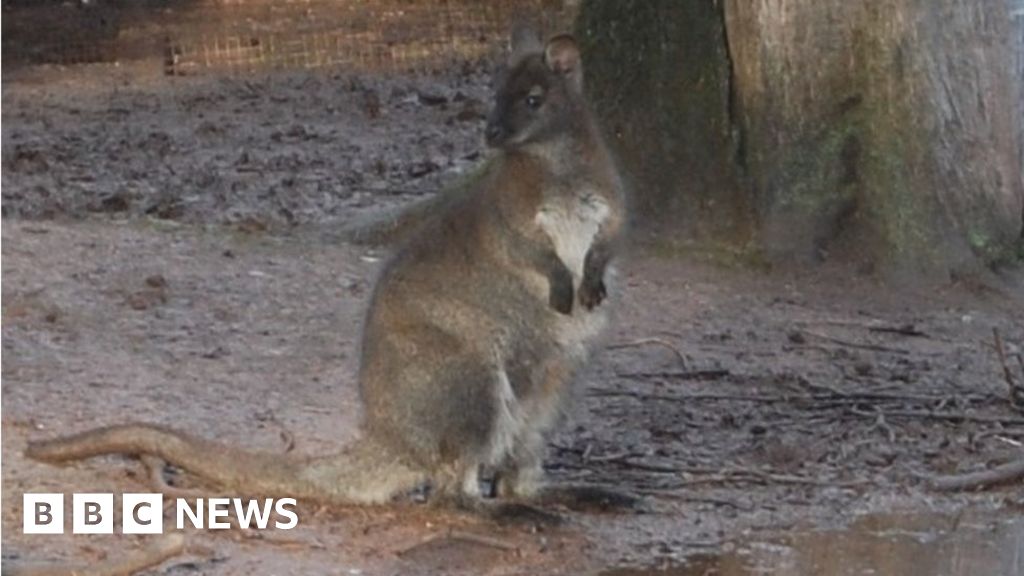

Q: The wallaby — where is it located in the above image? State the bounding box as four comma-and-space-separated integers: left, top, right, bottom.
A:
25, 28, 629, 515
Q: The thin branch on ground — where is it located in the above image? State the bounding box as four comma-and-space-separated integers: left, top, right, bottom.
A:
447, 530, 520, 552
853, 406, 897, 443
927, 457, 1024, 491
851, 409, 1024, 427
607, 457, 867, 488
798, 329, 911, 355
993, 328, 1024, 411
607, 337, 689, 369
635, 489, 753, 511
614, 368, 730, 381
867, 323, 928, 337
590, 387, 984, 408
668, 468, 868, 489
397, 528, 519, 556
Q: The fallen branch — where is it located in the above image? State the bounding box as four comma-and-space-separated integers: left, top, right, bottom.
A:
4, 533, 187, 576
928, 457, 1024, 491
607, 338, 689, 369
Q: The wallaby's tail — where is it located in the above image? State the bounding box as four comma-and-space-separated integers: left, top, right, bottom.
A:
25, 423, 426, 505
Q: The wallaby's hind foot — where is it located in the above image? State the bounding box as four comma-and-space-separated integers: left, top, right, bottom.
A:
432, 489, 564, 527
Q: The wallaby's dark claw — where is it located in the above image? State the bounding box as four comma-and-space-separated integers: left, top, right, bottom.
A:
578, 278, 607, 310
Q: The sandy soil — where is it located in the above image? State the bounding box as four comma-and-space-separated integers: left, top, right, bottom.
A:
2, 65, 1024, 575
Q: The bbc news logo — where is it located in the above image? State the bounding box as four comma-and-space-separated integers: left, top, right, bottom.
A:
24, 493, 298, 534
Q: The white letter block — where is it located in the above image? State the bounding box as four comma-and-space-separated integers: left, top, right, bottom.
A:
122, 493, 163, 534
23, 493, 64, 534
73, 493, 114, 534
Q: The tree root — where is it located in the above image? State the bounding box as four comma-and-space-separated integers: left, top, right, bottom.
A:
928, 457, 1024, 491
3, 533, 187, 576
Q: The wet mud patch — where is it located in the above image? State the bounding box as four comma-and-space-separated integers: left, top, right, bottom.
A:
601, 509, 1024, 576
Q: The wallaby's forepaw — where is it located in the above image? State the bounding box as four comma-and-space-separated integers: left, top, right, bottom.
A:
578, 277, 607, 310
536, 485, 647, 514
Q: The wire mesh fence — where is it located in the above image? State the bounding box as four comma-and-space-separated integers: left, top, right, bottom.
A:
2, 0, 578, 75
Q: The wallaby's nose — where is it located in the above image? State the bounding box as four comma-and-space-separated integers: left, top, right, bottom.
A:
485, 123, 504, 146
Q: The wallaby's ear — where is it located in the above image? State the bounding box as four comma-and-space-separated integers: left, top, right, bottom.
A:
544, 34, 582, 89
510, 22, 543, 64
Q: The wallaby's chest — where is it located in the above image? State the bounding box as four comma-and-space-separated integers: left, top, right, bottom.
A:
534, 188, 609, 280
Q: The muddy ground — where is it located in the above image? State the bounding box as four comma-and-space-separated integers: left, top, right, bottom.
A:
2, 64, 1024, 576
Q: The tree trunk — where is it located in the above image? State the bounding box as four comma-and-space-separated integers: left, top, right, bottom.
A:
579, 0, 1023, 279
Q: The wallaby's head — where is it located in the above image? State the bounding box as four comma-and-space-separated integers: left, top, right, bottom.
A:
485, 26, 585, 150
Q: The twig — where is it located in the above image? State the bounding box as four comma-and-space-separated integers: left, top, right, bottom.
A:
798, 329, 910, 355
612, 458, 867, 488
853, 410, 1024, 427
669, 468, 868, 488
636, 489, 753, 510
614, 369, 730, 381
447, 529, 520, 552
607, 338, 688, 369
590, 388, 981, 407
868, 323, 927, 337
727, 468, 868, 488
853, 406, 897, 443
928, 457, 1024, 491
623, 460, 717, 474
278, 429, 296, 453
397, 528, 518, 557
4, 533, 187, 576
993, 328, 1024, 411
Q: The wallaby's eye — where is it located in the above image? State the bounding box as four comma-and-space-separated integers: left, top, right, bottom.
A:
525, 95, 542, 109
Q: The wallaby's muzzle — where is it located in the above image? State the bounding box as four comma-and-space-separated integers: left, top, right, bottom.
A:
485, 121, 506, 147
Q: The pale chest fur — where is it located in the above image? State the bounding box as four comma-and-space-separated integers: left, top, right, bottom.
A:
534, 188, 610, 283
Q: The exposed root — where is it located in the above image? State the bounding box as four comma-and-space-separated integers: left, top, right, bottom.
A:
928, 457, 1024, 492
3, 533, 187, 576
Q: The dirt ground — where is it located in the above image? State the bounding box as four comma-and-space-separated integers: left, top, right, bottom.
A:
3, 65, 1024, 575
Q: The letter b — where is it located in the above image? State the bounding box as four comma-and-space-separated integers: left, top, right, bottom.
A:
23, 494, 64, 534
73, 494, 113, 534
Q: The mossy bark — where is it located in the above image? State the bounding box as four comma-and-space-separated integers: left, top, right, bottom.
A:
580, 0, 1023, 278
576, 1, 750, 244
